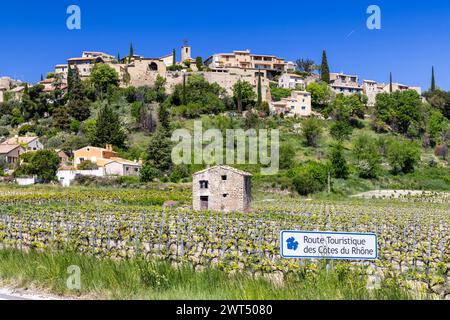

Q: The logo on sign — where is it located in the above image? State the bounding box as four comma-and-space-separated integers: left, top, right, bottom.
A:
286, 237, 299, 251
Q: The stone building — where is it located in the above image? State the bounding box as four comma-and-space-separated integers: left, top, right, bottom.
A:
192, 165, 252, 212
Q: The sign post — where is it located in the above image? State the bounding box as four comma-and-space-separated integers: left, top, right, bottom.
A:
281, 231, 378, 260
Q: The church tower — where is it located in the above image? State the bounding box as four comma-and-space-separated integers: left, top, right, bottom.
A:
181, 40, 191, 63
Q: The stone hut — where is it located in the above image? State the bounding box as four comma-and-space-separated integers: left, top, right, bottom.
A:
192, 165, 252, 212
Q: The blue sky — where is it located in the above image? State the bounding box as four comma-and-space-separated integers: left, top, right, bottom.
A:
0, 0, 449, 90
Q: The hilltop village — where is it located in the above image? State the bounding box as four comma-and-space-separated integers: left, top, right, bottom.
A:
0, 44, 448, 198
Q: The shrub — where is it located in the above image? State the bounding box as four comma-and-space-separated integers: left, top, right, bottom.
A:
301, 117, 322, 147
290, 162, 329, 195
18, 124, 34, 136
387, 139, 421, 174
169, 164, 189, 183
352, 134, 382, 179
78, 160, 98, 170
140, 163, 160, 182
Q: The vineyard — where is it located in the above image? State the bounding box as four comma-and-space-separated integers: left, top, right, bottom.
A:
0, 186, 448, 299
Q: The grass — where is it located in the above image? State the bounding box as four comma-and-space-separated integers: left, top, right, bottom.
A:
0, 249, 417, 300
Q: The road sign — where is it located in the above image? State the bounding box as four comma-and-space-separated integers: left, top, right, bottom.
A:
280, 230, 378, 260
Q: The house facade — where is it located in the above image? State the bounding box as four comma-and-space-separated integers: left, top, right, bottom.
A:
329, 72, 363, 95
0, 144, 25, 165
73, 144, 141, 176
278, 73, 306, 90
362, 80, 422, 106
192, 165, 252, 212
204, 50, 292, 77
270, 91, 312, 117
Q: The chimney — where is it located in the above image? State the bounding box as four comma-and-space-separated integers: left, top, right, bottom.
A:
106, 144, 112, 151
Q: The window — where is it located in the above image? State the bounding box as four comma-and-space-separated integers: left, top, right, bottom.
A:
79, 157, 85, 162
199, 180, 209, 189
221, 175, 227, 181
223, 194, 229, 198
135, 168, 139, 172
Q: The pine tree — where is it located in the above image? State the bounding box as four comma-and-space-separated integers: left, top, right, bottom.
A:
431, 66, 436, 92
92, 105, 126, 148
67, 67, 90, 121
389, 72, 393, 93
172, 49, 176, 66
128, 43, 134, 64
320, 50, 330, 84
257, 71, 262, 108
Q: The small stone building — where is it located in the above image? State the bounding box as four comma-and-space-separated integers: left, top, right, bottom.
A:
192, 165, 252, 212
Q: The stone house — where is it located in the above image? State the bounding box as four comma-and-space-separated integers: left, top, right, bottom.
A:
192, 165, 252, 212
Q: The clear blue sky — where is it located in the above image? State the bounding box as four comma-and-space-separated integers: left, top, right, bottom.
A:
1, 0, 449, 90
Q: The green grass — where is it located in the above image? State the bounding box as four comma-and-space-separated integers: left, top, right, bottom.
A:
0, 249, 417, 300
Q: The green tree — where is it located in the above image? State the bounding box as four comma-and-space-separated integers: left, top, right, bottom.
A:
67, 67, 90, 121
329, 143, 349, 179
374, 90, 423, 135
301, 117, 323, 147
290, 162, 329, 195
296, 58, 316, 74
306, 82, 332, 111
147, 128, 173, 173
53, 106, 71, 131
140, 163, 160, 182
389, 72, 393, 93
15, 150, 60, 182
172, 49, 176, 66
330, 120, 353, 141
232, 80, 256, 113
428, 109, 448, 143
129, 43, 134, 63
352, 134, 381, 178
195, 56, 203, 71
92, 105, 126, 148
431, 66, 436, 92
387, 138, 421, 174
90, 63, 120, 98
320, 50, 330, 83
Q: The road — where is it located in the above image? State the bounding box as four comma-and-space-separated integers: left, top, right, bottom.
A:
0, 288, 60, 300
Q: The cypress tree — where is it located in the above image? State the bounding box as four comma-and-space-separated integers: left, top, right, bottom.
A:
389, 72, 393, 93
129, 43, 134, 63
431, 66, 436, 92
172, 49, 176, 66
40, 74, 44, 82
257, 71, 262, 108
320, 50, 330, 83
182, 73, 187, 105
117, 52, 121, 63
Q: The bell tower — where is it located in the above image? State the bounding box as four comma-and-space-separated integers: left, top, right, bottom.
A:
181, 39, 191, 62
